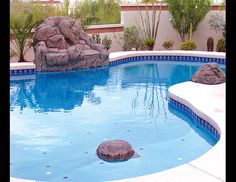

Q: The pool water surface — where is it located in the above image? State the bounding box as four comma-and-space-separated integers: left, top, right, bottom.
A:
10, 61, 225, 182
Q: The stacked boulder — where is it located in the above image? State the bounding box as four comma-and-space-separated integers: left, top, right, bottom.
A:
191, 62, 225, 84
32, 16, 109, 72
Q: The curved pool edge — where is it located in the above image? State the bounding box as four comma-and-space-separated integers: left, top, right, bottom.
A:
109, 50, 225, 62
110, 81, 225, 182
10, 51, 225, 182
10, 50, 225, 74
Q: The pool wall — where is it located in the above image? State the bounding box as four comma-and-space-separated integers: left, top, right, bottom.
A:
10, 50, 226, 182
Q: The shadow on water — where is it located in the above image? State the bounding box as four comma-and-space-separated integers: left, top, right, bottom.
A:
10, 67, 110, 112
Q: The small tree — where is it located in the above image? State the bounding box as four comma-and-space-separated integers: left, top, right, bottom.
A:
208, 1, 225, 52
10, 0, 63, 62
11, 13, 40, 62
208, 13, 225, 37
165, 0, 211, 42
10, 0, 43, 63
63, 0, 70, 16
77, 0, 120, 25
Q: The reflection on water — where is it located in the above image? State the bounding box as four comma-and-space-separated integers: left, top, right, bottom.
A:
10, 61, 225, 115
10, 61, 224, 181
10, 67, 109, 112
116, 62, 203, 122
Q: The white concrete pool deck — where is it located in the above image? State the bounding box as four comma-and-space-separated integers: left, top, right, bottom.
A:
10, 51, 225, 182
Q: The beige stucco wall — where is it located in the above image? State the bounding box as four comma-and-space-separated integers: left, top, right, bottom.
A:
10, 5, 225, 63
121, 9, 225, 51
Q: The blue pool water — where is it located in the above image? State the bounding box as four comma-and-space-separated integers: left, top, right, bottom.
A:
10, 61, 225, 182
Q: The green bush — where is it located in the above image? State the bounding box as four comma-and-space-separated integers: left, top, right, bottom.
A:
91, 33, 112, 50
216, 38, 226, 52
102, 35, 112, 50
78, 0, 120, 25
122, 26, 144, 51
179, 40, 196, 50
91, 33, 102, 44
144, 38, 155, 50
162, 39, 175, 50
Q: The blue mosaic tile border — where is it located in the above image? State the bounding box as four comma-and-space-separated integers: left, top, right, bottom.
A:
169, 97, 220, 140
10, 55, 225, 75
10, 69, 36, 75
109, 55, 226, 67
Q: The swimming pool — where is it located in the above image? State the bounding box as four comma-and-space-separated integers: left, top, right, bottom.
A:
10, 59, 225, 182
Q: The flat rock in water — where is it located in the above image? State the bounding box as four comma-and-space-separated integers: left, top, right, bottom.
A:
97, 140, 135, 162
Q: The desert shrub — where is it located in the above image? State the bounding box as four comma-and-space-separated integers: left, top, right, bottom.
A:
102, 35, 112, 50
179, 23, 196, 51
162, 39, 175, 50
122, 26, 144, 51
137, 1, 163, 50
216, 38, 226, 52
144, 38, 155, 50
179, 40, 196, 50
92, 33, 102, 44
91, 33, 112, 50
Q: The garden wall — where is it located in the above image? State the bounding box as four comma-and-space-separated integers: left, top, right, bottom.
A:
10, 24, 124, 63
120, 3, 225, 51
10, 3, 225, 63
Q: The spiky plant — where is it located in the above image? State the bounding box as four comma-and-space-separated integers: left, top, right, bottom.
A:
136, 0, 163, 49
10, 13, 40, 62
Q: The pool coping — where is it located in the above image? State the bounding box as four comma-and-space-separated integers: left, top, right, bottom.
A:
10, 51, 225, 182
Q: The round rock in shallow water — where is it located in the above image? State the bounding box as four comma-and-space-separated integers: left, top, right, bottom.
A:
191, 63, 225, 84
96, 140, 134, 162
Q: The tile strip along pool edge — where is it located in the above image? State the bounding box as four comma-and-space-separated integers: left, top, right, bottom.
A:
10, 51, 225, 75
10, 51, 225, 182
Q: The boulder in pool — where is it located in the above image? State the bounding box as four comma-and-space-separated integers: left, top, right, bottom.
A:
191, 63, 225, 84
97, 140, 134, 162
